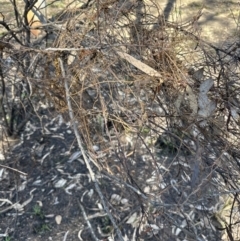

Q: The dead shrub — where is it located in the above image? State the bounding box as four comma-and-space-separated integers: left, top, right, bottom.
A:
1, 1, 240, 240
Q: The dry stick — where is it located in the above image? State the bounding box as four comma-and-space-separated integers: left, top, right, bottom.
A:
77, 200, 99, 241
62, 230, 69, 241
0, 164, 27, 176
58, 58, 125, 241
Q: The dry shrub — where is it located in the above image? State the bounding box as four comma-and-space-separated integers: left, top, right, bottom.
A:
1, 0, 240, 240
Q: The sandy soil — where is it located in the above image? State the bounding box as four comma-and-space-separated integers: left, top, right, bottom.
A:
148, 0, 240, 44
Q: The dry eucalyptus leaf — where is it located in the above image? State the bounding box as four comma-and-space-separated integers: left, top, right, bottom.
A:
121, 198, 128, 205
65, 183, 76, 195
87, 189, 94, 198
198, 78, 216, 118
13, 203, 24, 212
21, 195, 34, 207
67, 51, 77, 65
110, 194, 122, 204
92, 145, 99, 151
199, 120, 207, 127
0, 199, 12, 206
55, 215, 62, 225
54, 178, 67, 188
45, 214, 54, 218
149, 224, 161, 231
97, 202, 103, 210
198, 101, 216, 118
199, 78, 214, 93
198, 93, 216, 118
0, 169, 6, 180
143, 186, 150, 193
18, 180, 27, 191
36, 201, 42, 207
116, 50, 163, 80
68, 151, 82, 162
126, 212, 138, 225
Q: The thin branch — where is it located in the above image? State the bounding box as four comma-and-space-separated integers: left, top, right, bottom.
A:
77, 200, 99, 241
0, 20, 23, 45
58, 57, 125, 241
0, 164, 27, 176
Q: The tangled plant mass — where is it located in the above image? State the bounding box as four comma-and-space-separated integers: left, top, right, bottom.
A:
0, 1, 240, 240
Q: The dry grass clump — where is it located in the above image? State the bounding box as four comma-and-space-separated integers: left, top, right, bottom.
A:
1, 0, 240, 240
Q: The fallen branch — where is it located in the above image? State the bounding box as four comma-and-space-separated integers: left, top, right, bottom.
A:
0, 164, 27, 176
77, 200, 99, 241
58, 57, 125, 241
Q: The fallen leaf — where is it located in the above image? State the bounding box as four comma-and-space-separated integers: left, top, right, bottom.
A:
68, 151, 82, 162
110, 194, 122, 204
199, 78, 214, 93
126, 212, 138, 225
54, 178, 67, 188
55, 215, 62, 225
116, 50, 163, 80
198, 78, 216, 118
